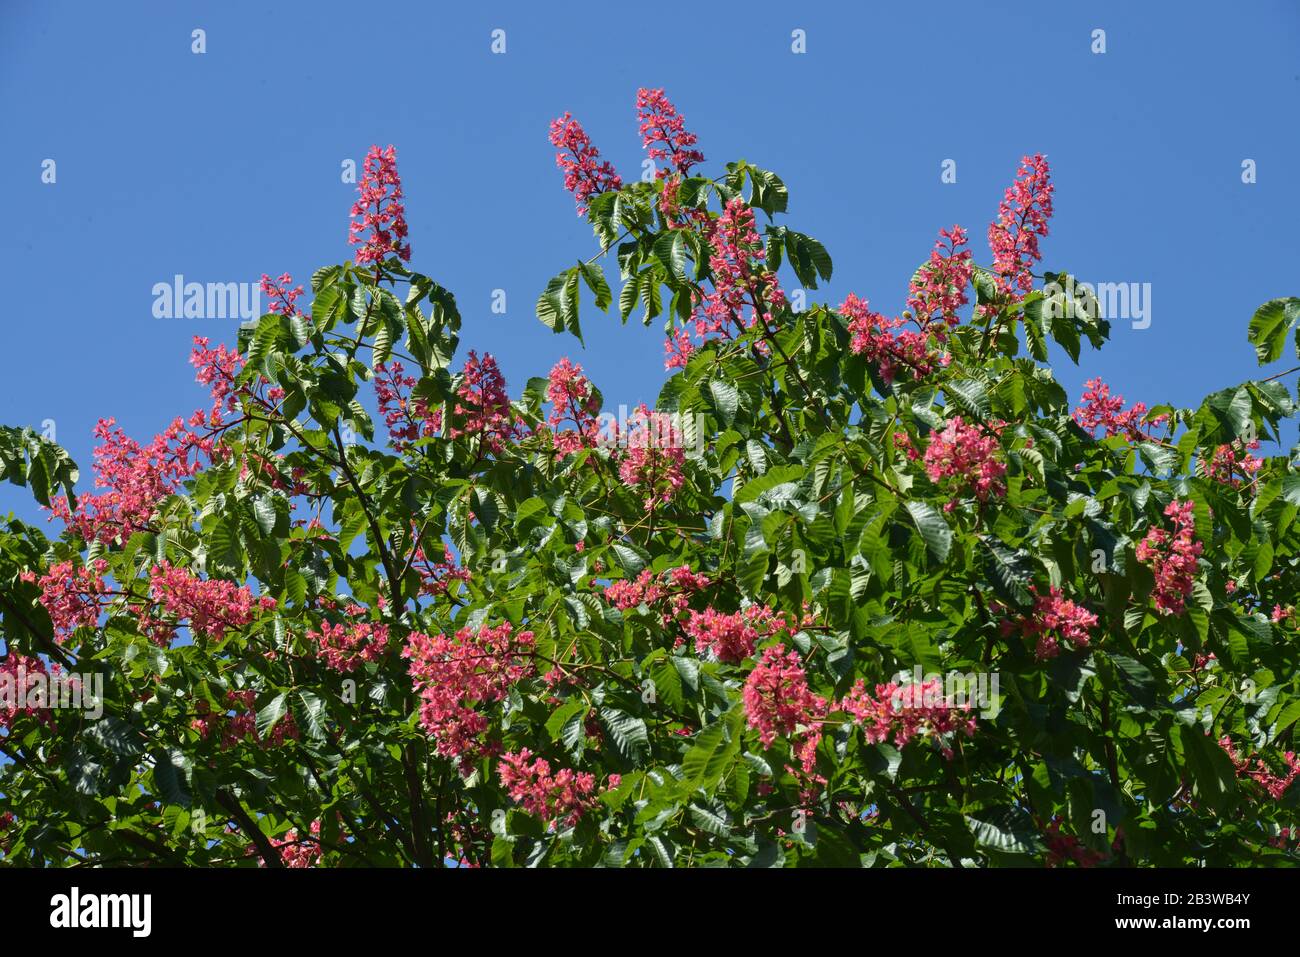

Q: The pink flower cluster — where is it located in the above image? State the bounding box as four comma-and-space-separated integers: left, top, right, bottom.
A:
742, 644, 827, 775
260, 272, 307, 318
988, 154, 1054, 297
685, 603, 796, 664
1002, 586, 1099, 660
635, 88, 704, 178
497, 749, 598, 827
840, 677, 977, 758
604, 565, 710, 621
840, 293, 936, 384
141, 562, 276, 646
1073, 378, 1165, 442
309, 619, 390, 673
0, 654, 55, 729
403, 621, 536, 768
374, 360, 442, 452
907, 226, 974, 334
548, 113, 622, 215
50, 415, 217, 545
190, 336, 245, 419
408, 545, 471, 598
667, 198, 785, 369
272, 820, 322, 868
923, 416, 1007, 508
1135, 500, 1203, 616
1220, 736, 1300, 799
1202, 439, 1264, 488
617, 405, 686, 509
22, 559, 111, 643
546, 358, 601, 455
348, 145, 410, 265
449, 351, 522, 456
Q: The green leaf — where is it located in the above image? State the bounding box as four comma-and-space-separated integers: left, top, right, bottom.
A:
687, 803, 731, 839
295, 690, 328, 742
256, 693, 289, 740
946, 379, 990, 418
578, 261, 612, 310
904, 500, 952, 563
546, 699, 588, 749
682, 708, 742, 790
653, 231, 688, 280
1247, 297, 1300, 365
151, 749, 191, 808
1178, 724, 1237, 812
599, 707, 649, 763
967, 807, 1044, 856
709, 379, 740, 427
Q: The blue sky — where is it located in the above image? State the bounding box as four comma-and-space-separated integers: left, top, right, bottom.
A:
2, 0, 1298, 522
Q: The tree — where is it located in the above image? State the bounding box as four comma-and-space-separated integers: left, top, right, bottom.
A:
2, 91, 1299, 868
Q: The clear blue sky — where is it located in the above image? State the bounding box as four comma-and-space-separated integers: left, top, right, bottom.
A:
2, 0, 1298, 522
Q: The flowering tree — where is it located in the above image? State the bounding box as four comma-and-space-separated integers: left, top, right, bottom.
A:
2, 94, 1300, 868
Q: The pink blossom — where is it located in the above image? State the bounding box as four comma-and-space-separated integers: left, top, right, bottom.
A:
922, 416, 1007, 508
404, 622, 535, 769
667, 198, 784, 369
0, 655, 57, 730
1072, 378, 1166, 441
24, 559, 111, 643
193, 690, 298, 749
685, 604, 792, 664
840, 678, 977, 758
272, 820, 323, 868
1043, 817, 1105, 868
1220, 736, 1300, 800
548, 113, 622, 215
1202, 439, 1264, 488
449, 351, 523, 456
636, 88, 704, 177
840, 294, 937, 383
348, 145, 410, 265
742, 644, 827, 770
145, 561, 276, 645
374, 360, 442, 451
497, 749, 597, 827
1002, 586, 1099, 660
987, 154, 1054, 297
310, 619, 390, 672
408, 543, 471, 598
546, 358, 601, 455
190, 337, 245, 418
604, 566, 710, 639
1135, 500, 1203, 616
907, 226, 974, 334
617, 405, 686, 509
260, 273, 308, 319
50, 415, 218, 544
